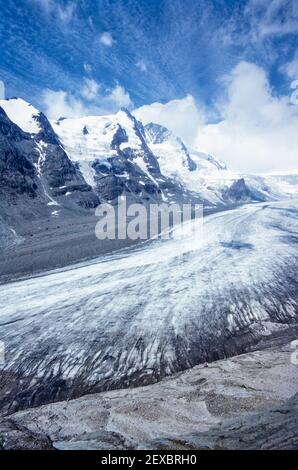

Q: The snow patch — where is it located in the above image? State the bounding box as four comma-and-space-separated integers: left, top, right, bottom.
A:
0, 98, 41, 134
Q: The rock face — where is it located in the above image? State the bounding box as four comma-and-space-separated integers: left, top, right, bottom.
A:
0, 107, 38, 199
93, 111, 162, 201
223, 178, 266, 202
0, 419, 53, 450
0, 98, 99, 226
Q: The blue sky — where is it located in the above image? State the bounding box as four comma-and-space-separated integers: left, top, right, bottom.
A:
0, 0, 297, 109
0, 0, 298, 172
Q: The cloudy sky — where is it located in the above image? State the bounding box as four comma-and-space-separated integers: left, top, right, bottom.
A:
0, 0, 298, 172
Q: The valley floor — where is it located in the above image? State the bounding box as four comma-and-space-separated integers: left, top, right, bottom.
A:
0, 212, 139, 285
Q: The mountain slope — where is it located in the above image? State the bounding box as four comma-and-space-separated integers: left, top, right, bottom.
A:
0, 98, 99, 224
53, 109, 271, 208
0, 107, 38, 200
52, 109, 205, 205
144, 122, 281, 205
1, 97, 297, 225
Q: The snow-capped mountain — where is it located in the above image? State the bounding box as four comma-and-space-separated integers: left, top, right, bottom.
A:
144, 122, 298, 203
52, 110, 161, 192
251, 171, 298, 199
52, 109, 203, 205
144, 122, 233, 205
1, 96, 297, 230
145, 122, 197, 172
52, 109, 268, 207
143, 122, 279, 205
0, 98, 99, 223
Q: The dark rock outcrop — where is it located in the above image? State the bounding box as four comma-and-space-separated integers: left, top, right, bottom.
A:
0, 419, 53, 450
0, 108, 38, 199
0, 101, 99, 223
224, 178, 266, 202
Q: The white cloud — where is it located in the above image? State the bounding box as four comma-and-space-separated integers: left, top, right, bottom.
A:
30, 0, 52, 12
41, 89, 87, 119
30, 0, 75, 23
107, 85, 132, 108
134, 95, 205, 144
42, 83, 132, 119
81, 78, 100, 101
282, 51, 298, 79
57, 2, 75, 23
195, 61, 298, 173
245, 0, 298, 40
134, 62, 298, 173
136, 60, 147, 72
99, 32, 113, 47
0, 80, 5, 100
83, 62, 92, 74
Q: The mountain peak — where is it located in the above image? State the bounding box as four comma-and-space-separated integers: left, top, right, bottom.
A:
0, 97, 41, 134
116, 107, 134, 119
144, 122, 172, 144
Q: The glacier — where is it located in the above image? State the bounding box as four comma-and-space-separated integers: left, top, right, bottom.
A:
0, 199, 297, 413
